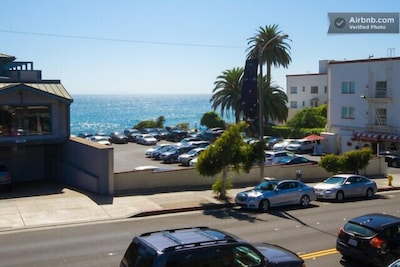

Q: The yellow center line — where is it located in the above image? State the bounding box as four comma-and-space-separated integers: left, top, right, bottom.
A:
300, 248, 338, 260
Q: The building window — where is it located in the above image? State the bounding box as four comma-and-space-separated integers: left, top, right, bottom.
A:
341, 106, 355, 119
375, 108, 387, 125
302, 101, 305, 107
375, 81, 387, 98
324, 86, 327, 94
290, 86, 297, 94
0, 105, 51, 137
342, 81, 355, 94
302, 86, 305, 92
311, 86, 318, 94
290, 101, 297, 108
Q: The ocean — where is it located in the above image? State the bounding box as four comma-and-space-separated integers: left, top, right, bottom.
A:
70, 94, 234, 136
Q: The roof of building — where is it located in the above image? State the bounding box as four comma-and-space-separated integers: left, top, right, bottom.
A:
328, 56, 400, 65
0, 53, 15, 60
0, 82, 73, 103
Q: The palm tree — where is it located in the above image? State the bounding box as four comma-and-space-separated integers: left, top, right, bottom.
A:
210, 67, 244, 123
246, 24, 291, 87
246, 24, 291, 126
260, 76, 288, 124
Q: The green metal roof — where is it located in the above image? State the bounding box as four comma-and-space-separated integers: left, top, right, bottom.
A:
0, 82, 73, 103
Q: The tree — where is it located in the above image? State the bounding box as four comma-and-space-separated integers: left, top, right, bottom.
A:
286, 106, 327, 129
133, 116, 165, 130
342, 148, 373, 174
210, 67, 244, 123
319, 154, 343, 174
319, 147, 373, 175
261, 78, 288, 124
200, 111, 225, 129
246, 25, 291, 128
246, 24, 291, 91
195, 122, 262, 199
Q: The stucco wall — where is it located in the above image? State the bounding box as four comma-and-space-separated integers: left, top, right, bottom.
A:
48, 137, 114, 195
114, 157, 386, 193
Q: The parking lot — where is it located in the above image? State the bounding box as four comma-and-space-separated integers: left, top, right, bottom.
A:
112, 141, 185, 172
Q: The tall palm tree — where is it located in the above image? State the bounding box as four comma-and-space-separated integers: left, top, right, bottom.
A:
261, 76, 288, 124
210, 67, 244, 123
246, 24, 291, 125
246, 24, 291, 87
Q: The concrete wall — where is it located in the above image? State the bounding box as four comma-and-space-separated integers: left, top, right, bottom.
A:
47, 137, 114, 195
114, 157, 386, 193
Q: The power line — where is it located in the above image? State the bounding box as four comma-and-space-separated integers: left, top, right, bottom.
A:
0, 29, 244, 49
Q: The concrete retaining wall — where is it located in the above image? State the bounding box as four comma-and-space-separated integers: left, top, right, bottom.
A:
114, 157, 386, 193
48, 137, 114, 195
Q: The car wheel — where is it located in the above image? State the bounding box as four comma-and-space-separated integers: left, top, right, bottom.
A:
259, 199, 270, 212
366, 188, 374, 199
336, 191, 344, 201
300, 195, 310, 207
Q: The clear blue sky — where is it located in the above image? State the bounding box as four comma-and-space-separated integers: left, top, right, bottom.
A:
1, 0, 399, 95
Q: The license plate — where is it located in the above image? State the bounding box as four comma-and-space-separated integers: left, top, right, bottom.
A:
348, 238, 358, 246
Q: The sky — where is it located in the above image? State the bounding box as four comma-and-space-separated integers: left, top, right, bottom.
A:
1, 0, 399, 95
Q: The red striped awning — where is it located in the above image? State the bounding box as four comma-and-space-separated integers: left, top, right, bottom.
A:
354, 132, 380, 142
380, 134, 400, 142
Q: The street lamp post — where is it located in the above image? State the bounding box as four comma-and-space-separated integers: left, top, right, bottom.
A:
258, 34, 288, 180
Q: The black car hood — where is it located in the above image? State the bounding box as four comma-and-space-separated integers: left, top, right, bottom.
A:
253, 243, 303, 265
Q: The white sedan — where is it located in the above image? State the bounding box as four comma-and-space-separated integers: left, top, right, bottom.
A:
136, 134, 157, 145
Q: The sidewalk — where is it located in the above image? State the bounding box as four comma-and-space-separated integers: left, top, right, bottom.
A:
0, 176, 399, 232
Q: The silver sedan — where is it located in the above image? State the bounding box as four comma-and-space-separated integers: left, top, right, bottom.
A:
235, 179, 316, 212
313, 174, 377, 201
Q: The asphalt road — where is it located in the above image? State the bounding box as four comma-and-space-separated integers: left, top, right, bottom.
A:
1, 190, 399, 267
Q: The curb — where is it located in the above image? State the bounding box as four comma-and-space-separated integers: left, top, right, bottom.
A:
131, 186, 400, 218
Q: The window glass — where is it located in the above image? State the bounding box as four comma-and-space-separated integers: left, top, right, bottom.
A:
0, 105, 51, 137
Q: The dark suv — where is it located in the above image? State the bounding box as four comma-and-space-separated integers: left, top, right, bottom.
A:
336, 213, 400, 266
120, 226, 304, 267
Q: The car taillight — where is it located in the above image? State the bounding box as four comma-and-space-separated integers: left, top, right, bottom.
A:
338, 227, 344, 236
370, 236, 386, 249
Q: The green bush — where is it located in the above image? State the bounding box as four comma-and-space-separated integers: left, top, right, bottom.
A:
319, 154, 343, 174
319, 148, 373, 175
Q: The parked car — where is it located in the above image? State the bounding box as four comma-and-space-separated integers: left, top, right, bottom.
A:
160, 145, 196, 164
313, 174, 377, 201
87, 135, 112, 146
278, 156, 318, 165
109, 132, 129, 144
145, 143, 170, 158
151, 144, 177, 160
189, 156, 198, 167
336, 213, 400, 266
285, 139, 315, 153
178, 147, 207, 166
156, 128, 169, 140
202, 127, 225, 142
120, 226, 305, 267
166, 130, 188, 142
141, 128, 162, 141
123, 129, 141, 142
380, 151, 400, 168
264, 151, 295, 165
235, 179, 316, 212
272, 139, 295, 151
136, 134, 158, 145
266, 137, 283, 150
389, 259, 400, 267
77, 132, 93, 139
0, 164, 12, 191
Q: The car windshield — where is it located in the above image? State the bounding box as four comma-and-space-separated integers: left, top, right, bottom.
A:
325, 176, 346, 184
255, 181, 277, 191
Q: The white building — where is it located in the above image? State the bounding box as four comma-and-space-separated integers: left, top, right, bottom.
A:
286, 60, 328, 121
286, 56, 400, 155
328, 56, 400, 154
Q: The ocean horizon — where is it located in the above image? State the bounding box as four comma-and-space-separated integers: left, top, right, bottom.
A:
70, 94, 235, 136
